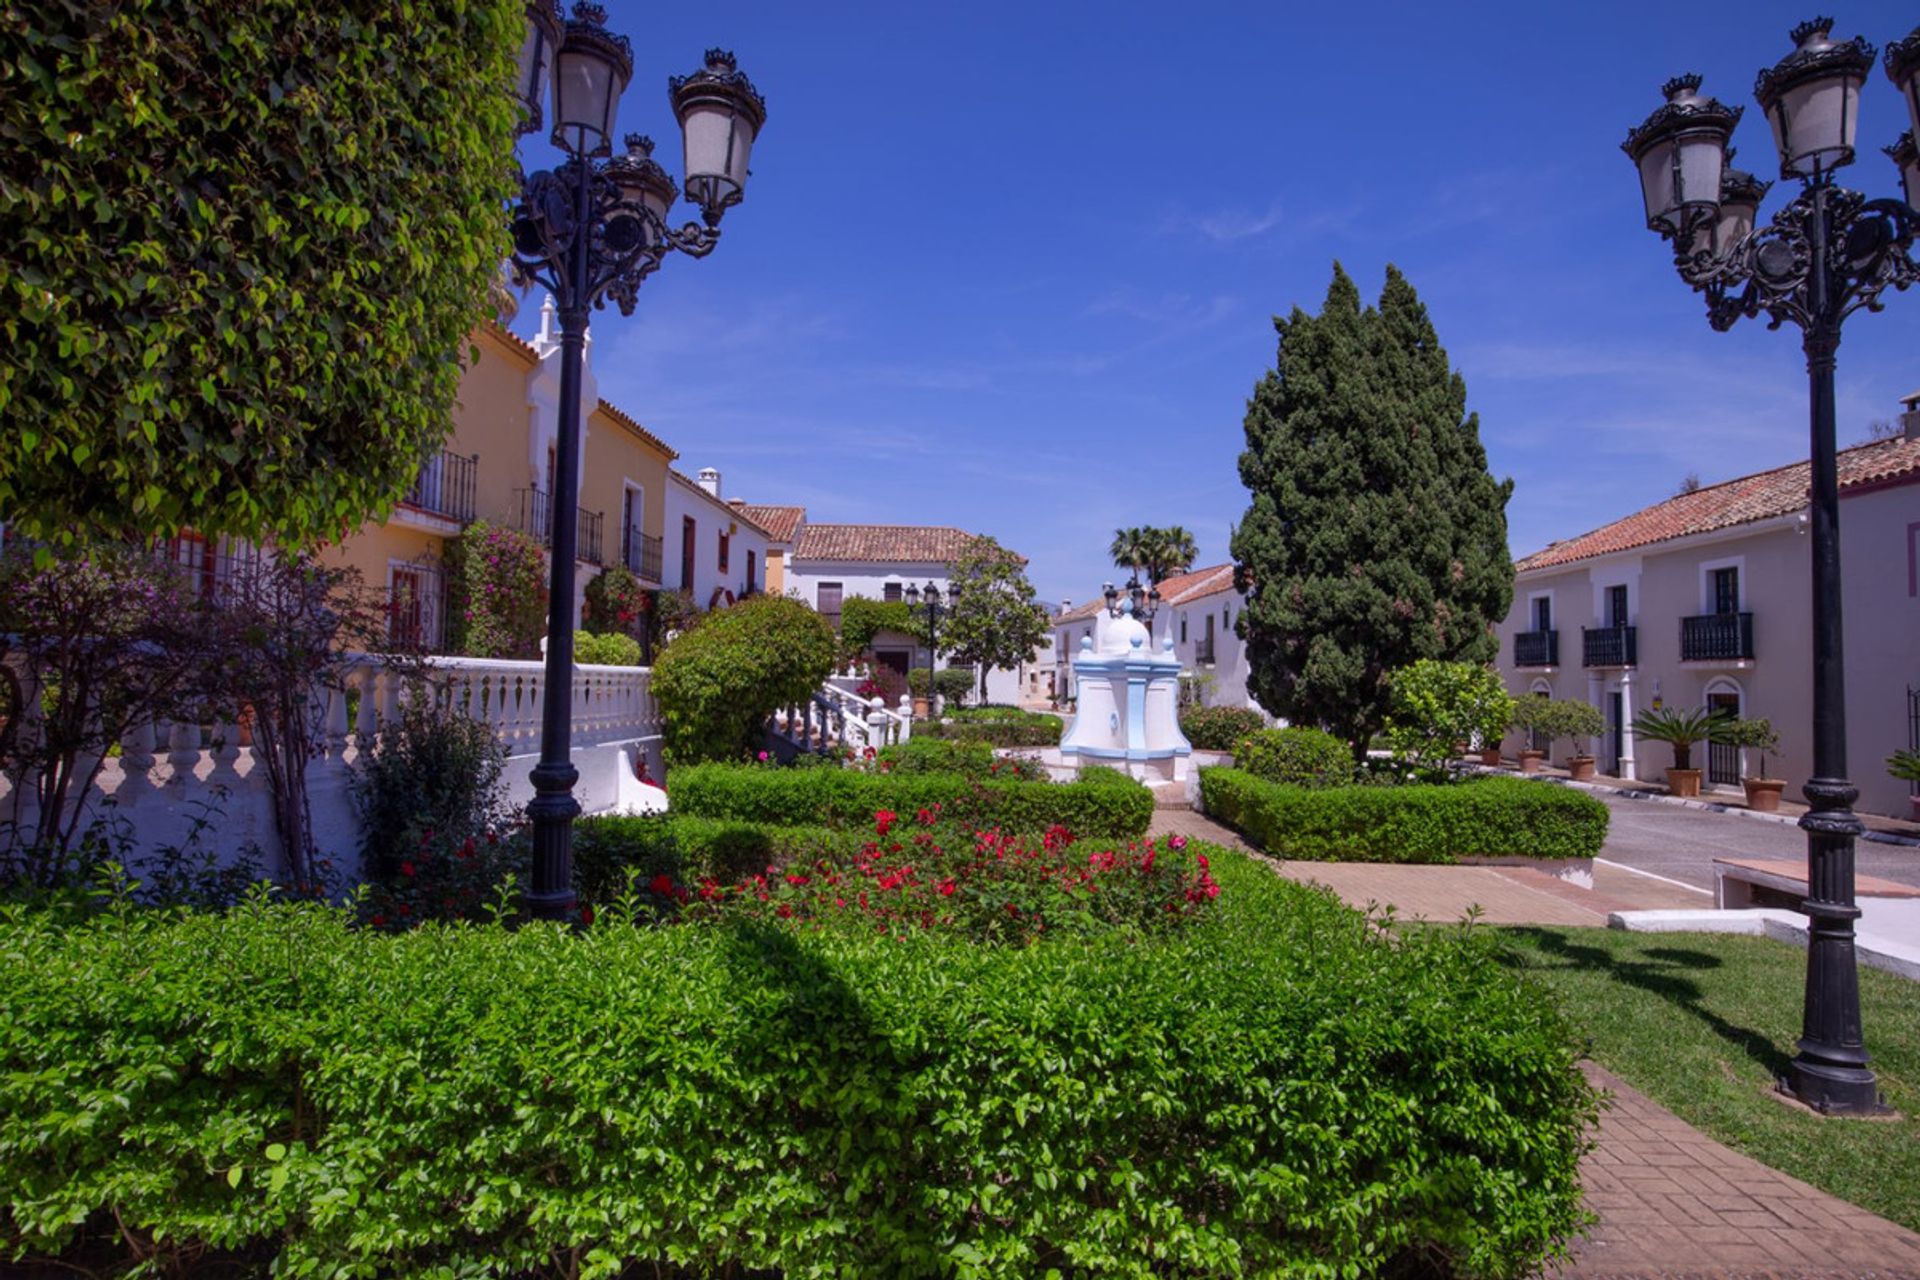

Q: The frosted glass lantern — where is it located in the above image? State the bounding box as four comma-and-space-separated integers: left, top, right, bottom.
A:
1623, 75, 1741, 237
1889, 28, 1920, 148
551, 2, 632, 158
516, 0, 563, 136
1889, 132, 1920, 212
1754, 19, 1875, 179
670, 50, 768, 222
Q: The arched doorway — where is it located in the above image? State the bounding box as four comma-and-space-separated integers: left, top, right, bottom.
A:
1705, 676, 1744, 789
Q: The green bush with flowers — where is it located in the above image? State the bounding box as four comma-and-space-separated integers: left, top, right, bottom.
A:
582, 565, 649, 641
0, 833, 1593, 1278
445, 520, 547, 659
652, 594, 836, 764
1177, 704, 1267, 750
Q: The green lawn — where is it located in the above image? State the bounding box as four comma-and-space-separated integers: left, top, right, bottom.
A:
1495, 926, 1920, 1233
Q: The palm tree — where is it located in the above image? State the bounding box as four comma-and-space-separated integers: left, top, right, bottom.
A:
1108, 527, 1149, 581
1147, 526, 1198, 584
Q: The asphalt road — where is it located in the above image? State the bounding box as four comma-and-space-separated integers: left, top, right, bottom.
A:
1595, 791, 1920, 891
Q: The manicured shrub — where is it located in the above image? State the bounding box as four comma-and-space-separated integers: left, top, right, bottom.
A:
836, 595, 922, 655
876, 738, 1048, 781
906, 665, 977, 704
1235, 726, 1354, 788
571, 814, 869, 904
1200, 768, 1609, 862
669, 762, 1153, 839
1178, 704, 1266, 750
1385, 659, 1514, 766
922, 708, 1063, 747
0, 849, 1592, 1279
652, 594, 836, 764
350, 694, 510, 881
445, 521, 547, 659
573, 629, 642, 667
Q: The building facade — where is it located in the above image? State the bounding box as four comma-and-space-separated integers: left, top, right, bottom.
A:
1495, 420, 1920, 818
662, 467, 769, 609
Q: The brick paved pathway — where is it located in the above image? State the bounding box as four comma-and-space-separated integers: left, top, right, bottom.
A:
1155, 806, 1920, 1278
1552, 1063, 1920, 1279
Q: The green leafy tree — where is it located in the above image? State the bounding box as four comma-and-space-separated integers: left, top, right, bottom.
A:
1230, 263, 1514, 756
1384, 660, 1514, 769
0, 0, 522, 546
941, 536, 1051, 703
652, 594, 836, 765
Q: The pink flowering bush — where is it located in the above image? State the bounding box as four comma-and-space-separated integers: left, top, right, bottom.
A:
446, 520, 547, 658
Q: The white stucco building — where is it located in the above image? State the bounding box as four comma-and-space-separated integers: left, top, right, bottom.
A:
1494, 406, 1920, 818
1050, 564, 1264, 714
662, 466, 768, 609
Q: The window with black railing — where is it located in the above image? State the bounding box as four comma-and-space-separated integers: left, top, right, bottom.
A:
1513, 629, 1558, 667
514, 487, 604, 565
1581, 624, 1637, 668
402, 450, 477, 523
1680, 611, 1754, 661
622, 524, 664, 581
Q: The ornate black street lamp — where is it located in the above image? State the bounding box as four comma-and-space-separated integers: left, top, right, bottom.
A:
1624, 16, 1918, 1114
508, 1, 766, 920
903, 581, 959, 718
1101, 576, 1160, 623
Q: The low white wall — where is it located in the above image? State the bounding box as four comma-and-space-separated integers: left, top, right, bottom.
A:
1, 655, 663, 887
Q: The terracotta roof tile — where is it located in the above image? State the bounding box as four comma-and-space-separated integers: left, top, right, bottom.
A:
594, 399, 677, 461
1516, 436, 1920, 573
1051, 563, 1238, 624
730, 503, 806, 543
794, 524, 983, 564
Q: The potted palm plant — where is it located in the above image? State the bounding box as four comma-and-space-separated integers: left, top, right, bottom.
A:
1887, 749, 1920, 823
1510, 694, 1550, 773
1630, 705, 1727, 798
1551, 699, 1607, 782
1722, 717, 1785, 812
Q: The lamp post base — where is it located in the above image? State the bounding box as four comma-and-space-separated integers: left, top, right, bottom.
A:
1782, 1060, 1888, 1115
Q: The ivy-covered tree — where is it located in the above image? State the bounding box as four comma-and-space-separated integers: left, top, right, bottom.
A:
0, 0, 523, 546
941, 536, 1051, 704
1230, 263, 1514, 756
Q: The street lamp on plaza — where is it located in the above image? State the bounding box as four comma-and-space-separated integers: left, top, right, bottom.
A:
1101, 577, 1160, 623
509, 0, 766, 921
1623, 17, 1918, 1114
903, 581, 959, 718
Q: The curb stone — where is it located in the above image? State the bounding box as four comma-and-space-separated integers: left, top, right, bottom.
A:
1504, 771, 1920, 849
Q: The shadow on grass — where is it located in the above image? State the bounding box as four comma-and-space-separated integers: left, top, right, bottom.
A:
1499, 927, 1789, 1079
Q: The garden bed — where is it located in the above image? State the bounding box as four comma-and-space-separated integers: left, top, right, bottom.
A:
0, 845, 1594, 1278
1200, 767, 1609, 863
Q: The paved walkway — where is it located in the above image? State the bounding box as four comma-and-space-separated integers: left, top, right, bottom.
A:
1552, 1063, 1920, 1279
1153, 807, 1920, 1278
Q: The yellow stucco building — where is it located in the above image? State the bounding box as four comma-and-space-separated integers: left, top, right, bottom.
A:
321, 309, 676, 649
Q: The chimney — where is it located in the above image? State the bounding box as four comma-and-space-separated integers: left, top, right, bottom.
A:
697, 466, 721, 497
1059, 597, 1072, 615
1901, 390, 1920, 442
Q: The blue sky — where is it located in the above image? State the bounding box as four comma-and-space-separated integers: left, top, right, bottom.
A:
513, 0, 1918, 606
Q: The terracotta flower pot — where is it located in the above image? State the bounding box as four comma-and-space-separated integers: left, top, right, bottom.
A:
1666, 768, 1702, 798
1480, 747, 1503, 767
1743, 778, 1785, 812
1567, 756, 1596, 782
1453, 739, 1472, 758
1519, 749, 1545, 775
912, 695, 930, 718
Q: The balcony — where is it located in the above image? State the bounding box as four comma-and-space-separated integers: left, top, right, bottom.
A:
1582, 624, 1637, 668
1681, 612, 1755, 663
1194, 638, 1217, 665
1514, 629, 1559, 668
401, 450, 478, 524
514, 488, 604, 565
622, 524, 664, 583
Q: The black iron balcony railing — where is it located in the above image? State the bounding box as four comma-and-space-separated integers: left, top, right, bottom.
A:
1582, 624, 1638, 668
402, 450, 477, 523
515, 488, 604, 565
1681, 611, 1755, 662
622, 524, 664, 582
1194, 638, 1217, 665
1514, 629, 1558, 667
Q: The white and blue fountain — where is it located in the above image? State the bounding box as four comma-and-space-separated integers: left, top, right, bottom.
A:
1059, 597, 1192, 783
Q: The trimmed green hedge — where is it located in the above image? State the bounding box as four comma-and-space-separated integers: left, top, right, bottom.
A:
0, 850, 1593, 1277
1178, 704, 1266, 751
1201, 768, 1609, 862
573, 813, 869, 903
876, 737, 1047, 780
921, 709, 1063, 747
1236, 726, 1354, 788
669, 762, 1152, 839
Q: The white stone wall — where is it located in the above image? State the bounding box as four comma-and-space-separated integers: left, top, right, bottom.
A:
662, 473, 770, 608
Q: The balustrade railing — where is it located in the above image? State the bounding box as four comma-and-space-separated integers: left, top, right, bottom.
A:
1514, 629, 1559, 667
1581, 624, 1638, 668
1680, 612, 1755, 662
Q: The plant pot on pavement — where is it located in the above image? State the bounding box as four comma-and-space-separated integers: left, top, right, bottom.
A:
912, 695, 930, 719
1566, 755, 1596, 782
1666, 768, 1702, 798
1742, 777, 1785, 812
1518, 748, 1545, 775
1480, 747, 1503, 767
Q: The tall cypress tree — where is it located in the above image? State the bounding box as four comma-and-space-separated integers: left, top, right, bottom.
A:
1230, 263, 1513, 754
